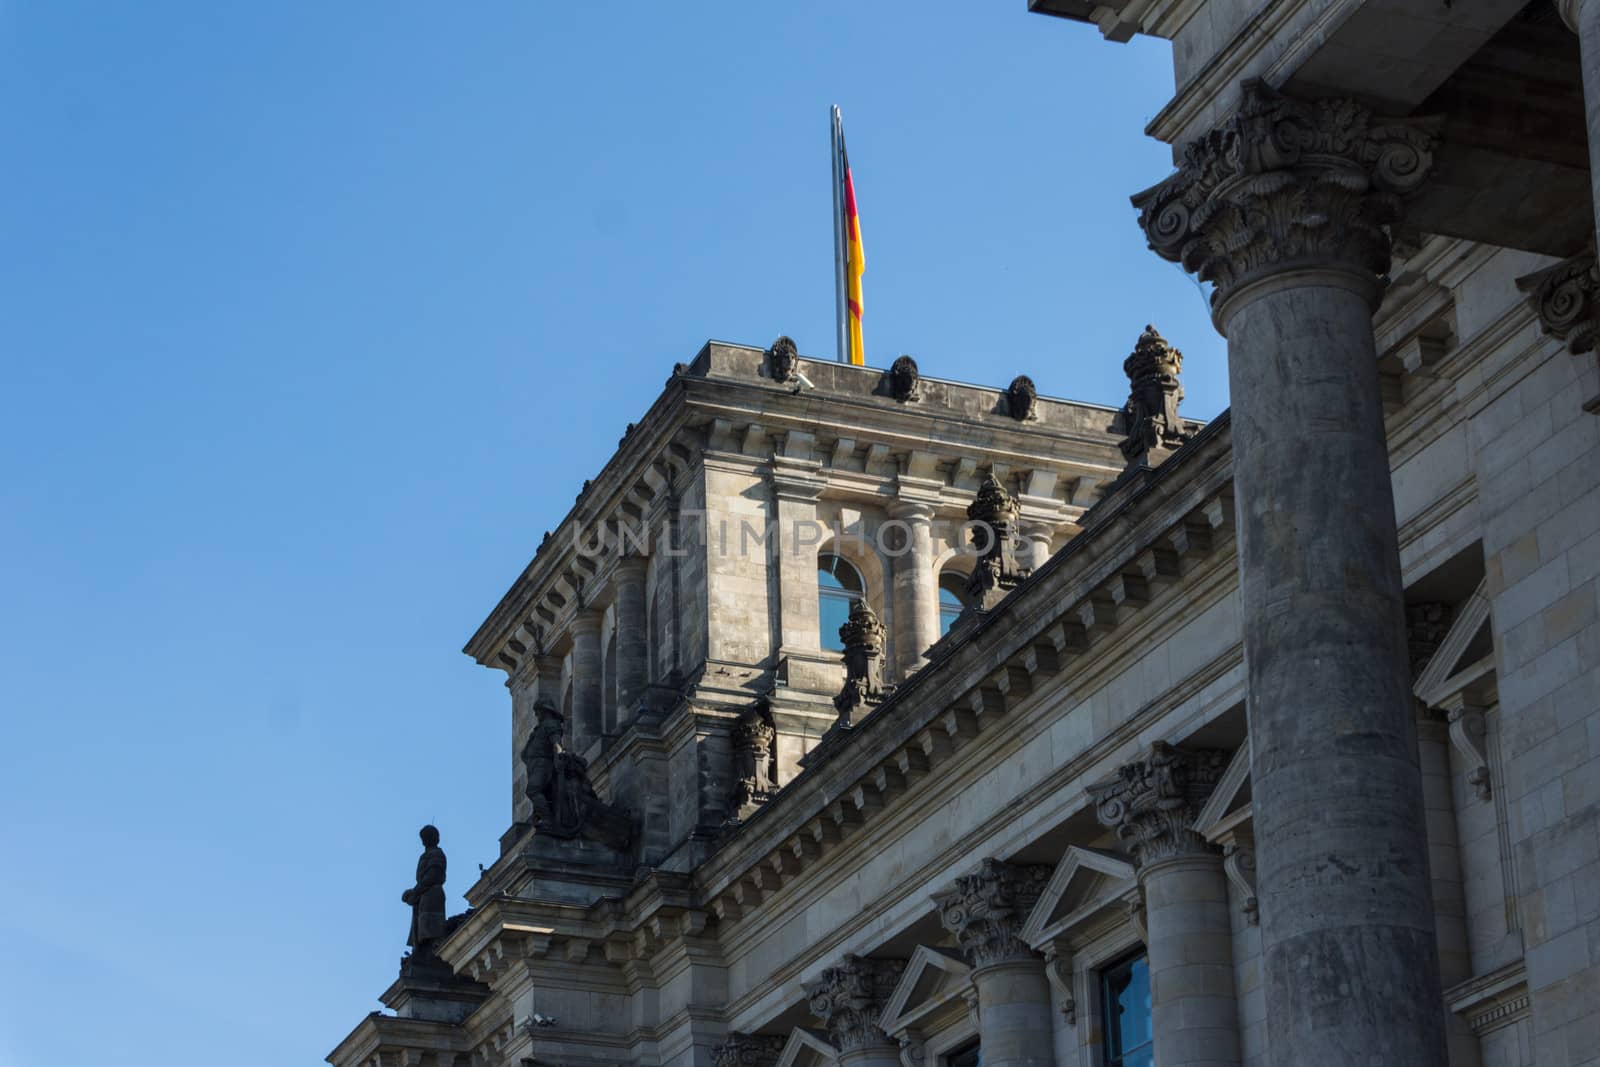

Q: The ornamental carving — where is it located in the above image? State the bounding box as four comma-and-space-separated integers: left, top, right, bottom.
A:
767, 335, 801, 383
728, 702, 777, 818
834, 599, 887, 727
1091, 741, 1229, 867
935, 858, 1052, 969
1516, 251, 1599, 356
804, 954, 906, 1053
1131, 79, 1434, 312
1119, 324, 1191, 466
965, 474, 1027, 609
711, 1033, 786, 1067
1005, 374, 1038, 420
521, 698, 634, 850
887, 354, 921, 402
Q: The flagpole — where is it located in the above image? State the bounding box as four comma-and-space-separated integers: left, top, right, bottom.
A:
830, 105, 848, 365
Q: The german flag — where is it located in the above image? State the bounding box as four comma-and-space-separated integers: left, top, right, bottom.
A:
841, 129, 865, 366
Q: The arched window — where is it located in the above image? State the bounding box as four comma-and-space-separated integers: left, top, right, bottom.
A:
939, 569, 970, 636
818, 553, 864, 651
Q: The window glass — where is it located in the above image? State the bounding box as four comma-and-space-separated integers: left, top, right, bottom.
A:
1101, 953, 1153, 1067
818, 553, 864, 651
945, 1040, 981, 1067
938, 570, 969, 636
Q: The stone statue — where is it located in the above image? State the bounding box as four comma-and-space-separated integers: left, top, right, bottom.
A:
402, 824, 448, 957
886, 355, 921, 402
766, 335, 800, 383
521, 698, 633, 850
1005, 374, 1038, 420
833, 599, 887, 727
1118, 325, 1191, 467
729, 702, 777, 819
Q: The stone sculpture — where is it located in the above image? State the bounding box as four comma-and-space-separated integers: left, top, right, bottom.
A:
402, 824, 448, 957
521, 698, 633, 850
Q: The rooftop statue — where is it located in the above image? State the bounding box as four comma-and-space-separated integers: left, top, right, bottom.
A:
402, 824, 447, 958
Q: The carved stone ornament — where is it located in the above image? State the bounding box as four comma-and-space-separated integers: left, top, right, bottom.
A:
1091, 741, 1229, 867
1005, 374, 1038, 420
1042, 946, 1076, 1025
964, 474, 1027, 609
728, 702, 778, 818
767, 335, 801, 383
803, 954, 907, 1053
1131, 79, 1435, 315
521, 698, 633, 850
711, 1033, 787, 1067
1119, 324, 1191, 465
1406, 601, 1454, 680
898, 1035, 926, 1067
934, 858, 1052, 970
1517, 251, 1600, 356
1447, 701, 1492, 802
834, 598, 887, 727
1222, 838, 1260, 925
887, 354, 921, 402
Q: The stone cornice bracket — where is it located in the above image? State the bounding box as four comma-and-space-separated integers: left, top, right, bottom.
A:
934, 858, 1053, 970
1131, 79, 1436, 325
711, 1033, 787, 1067
1091, 741, 1230, 868
803, 954, 907, 1053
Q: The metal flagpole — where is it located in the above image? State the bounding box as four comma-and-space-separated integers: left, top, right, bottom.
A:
831, 105, 848, 365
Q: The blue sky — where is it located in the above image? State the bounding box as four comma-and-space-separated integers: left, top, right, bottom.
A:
0, 4, 1223, 1064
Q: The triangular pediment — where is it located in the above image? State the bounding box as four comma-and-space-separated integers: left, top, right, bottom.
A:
1416, 579, 1496, 709
1195, 742, 1252, 842
878, 945, 970, 1036
775, 1027, 835, 1067
1020, 845, 1137, 950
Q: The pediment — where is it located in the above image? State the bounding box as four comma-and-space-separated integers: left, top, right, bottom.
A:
1020, 845, 1137, 950
1195, 742, 1252, 842
1415, 579, 1496, 709
775, 1027, 836, 1067
878, 944, 971, 1036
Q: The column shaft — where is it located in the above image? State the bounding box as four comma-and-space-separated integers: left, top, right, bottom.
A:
972, 961, 1055, 1067
891, 505, 939, 678
613, 559, 649, 714
1141, 854, 1241, 1067
569, 612, 603, 756
1225, 276, 1445, 1064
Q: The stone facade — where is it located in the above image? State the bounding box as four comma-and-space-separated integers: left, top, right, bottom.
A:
327, 3, 1600, 1065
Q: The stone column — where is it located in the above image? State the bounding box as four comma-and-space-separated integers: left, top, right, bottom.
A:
804, 955, 906, 1067
771, 454, 827, 668
569, 609, 604, 757
889, 501, 939, 677
1093, 743, 1239, 1067
935, 859, 1054, 1067
1016, 518, 1055, 574
1559, 0, 1600, 241
613, 555, 649, 714
1132, 80, 1446, 1065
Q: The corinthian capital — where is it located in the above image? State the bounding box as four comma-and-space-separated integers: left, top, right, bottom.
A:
711, 1034, 787, 1067
935, 858, 1052, 970
1517, 251, 1599, 356
804, 954, 906, 1053
1091, 741, 1229, 867
1131, 79, 1435, 317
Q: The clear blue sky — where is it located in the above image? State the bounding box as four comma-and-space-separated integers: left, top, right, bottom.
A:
0, 4, 1224, 1064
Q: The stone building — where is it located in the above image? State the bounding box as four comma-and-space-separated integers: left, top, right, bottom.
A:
327, 1, 1600, 1065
